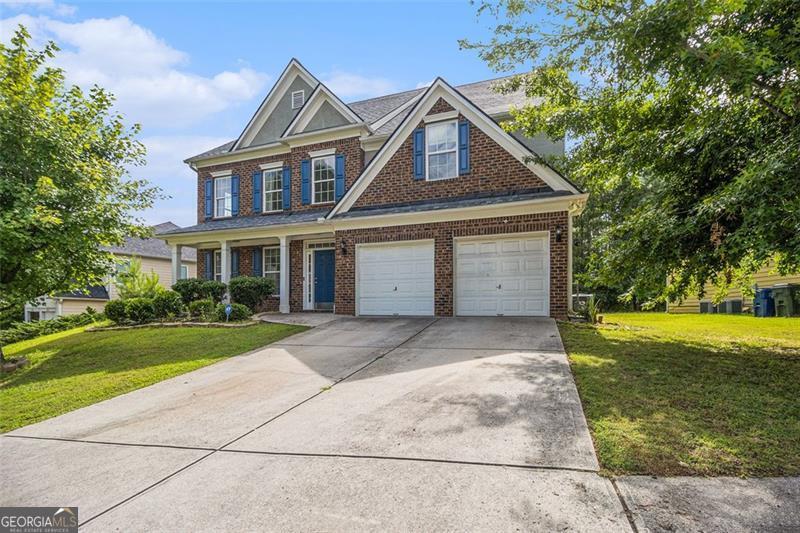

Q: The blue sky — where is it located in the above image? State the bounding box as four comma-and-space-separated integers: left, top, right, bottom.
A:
1, 0, 527, 227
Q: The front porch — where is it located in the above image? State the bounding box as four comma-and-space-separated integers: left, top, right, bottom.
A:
168, 231, 336, 314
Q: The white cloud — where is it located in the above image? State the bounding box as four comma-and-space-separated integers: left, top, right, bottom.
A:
0, 14, 270, 128
416, 80, 433, 89
322, 69, 398, 100
1, 0, 76, 16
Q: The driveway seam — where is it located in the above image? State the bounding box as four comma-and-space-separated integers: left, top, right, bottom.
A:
610, 478, 639, 533
78, 318, 441, 527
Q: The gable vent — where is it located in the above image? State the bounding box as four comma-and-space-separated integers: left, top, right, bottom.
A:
291, 90, 305, 110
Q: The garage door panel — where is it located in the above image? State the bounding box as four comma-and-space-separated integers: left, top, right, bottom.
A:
456, 234, 549, 317
357, 242, 434, 316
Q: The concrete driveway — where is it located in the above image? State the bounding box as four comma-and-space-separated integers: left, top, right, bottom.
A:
1, 317, 632, 531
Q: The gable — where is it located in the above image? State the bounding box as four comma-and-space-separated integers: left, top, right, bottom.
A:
328, 79, 580, 217
249, 76, 315, 147
304, 100, 351, 132
352, 101, 552, 209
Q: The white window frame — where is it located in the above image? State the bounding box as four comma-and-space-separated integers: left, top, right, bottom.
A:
213, 251, 222, 282
214, 176, 233, 218
291, 90, 305, 109
262, 246, 281, 296
425, 119, 459, 181
262, 168, 283, 213
311, 154, 335, 205
180, 264, 189, 280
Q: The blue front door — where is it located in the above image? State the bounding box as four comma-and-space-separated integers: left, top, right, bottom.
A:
314, 249, 335, 309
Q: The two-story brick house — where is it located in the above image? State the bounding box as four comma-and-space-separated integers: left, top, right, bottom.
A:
159, 59, 587, 318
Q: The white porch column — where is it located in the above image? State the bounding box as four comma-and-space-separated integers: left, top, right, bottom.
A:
220, 240, 231, 283
170, 244, 183, 285
279, 236, 290, 313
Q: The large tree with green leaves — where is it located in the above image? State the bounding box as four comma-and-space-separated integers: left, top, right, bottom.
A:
462, 0, 800, 306
0, 26, 159, 357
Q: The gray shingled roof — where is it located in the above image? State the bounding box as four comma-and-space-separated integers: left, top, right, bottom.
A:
158, 209, 330, 235
56, 285, 110, 300
186, 75, 532, 162
334, 189, 570, 219
103, 222, 197, 261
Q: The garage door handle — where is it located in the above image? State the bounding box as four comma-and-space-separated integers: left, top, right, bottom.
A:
497, 284, 502, 290
393, 286, 398, 291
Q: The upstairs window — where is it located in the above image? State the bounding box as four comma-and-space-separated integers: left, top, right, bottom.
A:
291, 90, 305, 109
263, 168, 283, 212
214, 176, 232, 217
426, 120, 458, 180
312, 155, 335, 204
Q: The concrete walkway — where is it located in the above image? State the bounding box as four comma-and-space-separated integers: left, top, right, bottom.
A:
2, 317, 797, 531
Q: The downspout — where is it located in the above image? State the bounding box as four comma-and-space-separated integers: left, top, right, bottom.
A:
567, 212, 574, 314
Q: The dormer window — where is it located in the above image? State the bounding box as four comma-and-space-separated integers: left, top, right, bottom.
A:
291, 90, 305, 109
426, 120, 458, 180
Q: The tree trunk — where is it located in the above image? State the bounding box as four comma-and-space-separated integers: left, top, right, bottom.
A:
0, 343, 5, 364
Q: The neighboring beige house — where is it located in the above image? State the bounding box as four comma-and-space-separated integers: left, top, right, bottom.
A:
667, 265, 800, 313
24, 222, 197, 321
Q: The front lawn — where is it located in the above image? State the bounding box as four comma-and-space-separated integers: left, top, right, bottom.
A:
559, 313, 800, 477
0, 322, 306, 433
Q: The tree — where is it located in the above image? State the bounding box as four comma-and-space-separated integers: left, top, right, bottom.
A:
0, 26, 159, 359
462, 0, 800, 306
114, 258, 163, 300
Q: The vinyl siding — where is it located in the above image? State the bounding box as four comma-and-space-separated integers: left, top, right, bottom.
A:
60, 299, 107, 316
668, 266, 800, 313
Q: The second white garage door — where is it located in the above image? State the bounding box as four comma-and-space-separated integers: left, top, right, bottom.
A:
455, 233, 549, 316
357, 241, 435, 316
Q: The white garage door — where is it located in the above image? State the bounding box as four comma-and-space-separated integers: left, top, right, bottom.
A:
357, 241, 435, 316
455, 234, 549, 316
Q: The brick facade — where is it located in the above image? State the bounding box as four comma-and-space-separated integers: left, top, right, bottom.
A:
196, 136, 363, 223
352, 99, 550, 209
334, 211, 569, 319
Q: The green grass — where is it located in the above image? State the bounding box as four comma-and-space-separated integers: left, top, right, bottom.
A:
0, 322, 307, 433
559, 313, 800, 477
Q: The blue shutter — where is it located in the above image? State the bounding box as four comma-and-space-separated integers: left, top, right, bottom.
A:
301, 159, 311, 205
231, 175, 240, 216
252, 171, 262, 214
204, 179, 213, 219
231, 250, 240, 278
252, 248, 262, 277
413, 128, 425, 180
282, 166, 291, 210
334, 154, 345, 201
458, 121, 470, 175
204, 251, 213, 280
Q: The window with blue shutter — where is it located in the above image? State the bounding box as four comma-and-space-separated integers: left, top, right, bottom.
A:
301, 159, 311, 205
458, 121, 470, 175
413, 128, 425, 180
252, 171, 262, 214
231, 175, 240, 216
204, 179, 213, 219
204, 251, 213, 279
334, 154, 345, 201
252, 248, 262, 277
231, 250, 240, 278
282, 166, 291, 210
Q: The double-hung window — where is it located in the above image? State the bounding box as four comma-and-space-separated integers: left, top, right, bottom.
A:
263, 246, 280, 295
312, 155, 335, 204
213, 250, 222, 281
214, 176, 232, 217
180, 265, 189, 280
426, 120, 458, 180
263, 168, 283, 212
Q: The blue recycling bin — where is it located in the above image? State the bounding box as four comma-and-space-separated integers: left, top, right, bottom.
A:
753, 288, 775, 317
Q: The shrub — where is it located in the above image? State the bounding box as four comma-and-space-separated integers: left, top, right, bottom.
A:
228, 276, 274, 311
0, 310, 101, 345
172, 278, 206, 304
202, 280, 227, 303
104, 299, 128, 324
215, 302, 251, 322
115, 258, 164, 299
152, 290, 185, 320
124, 297, 155, 324
188, 298, 215, 320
